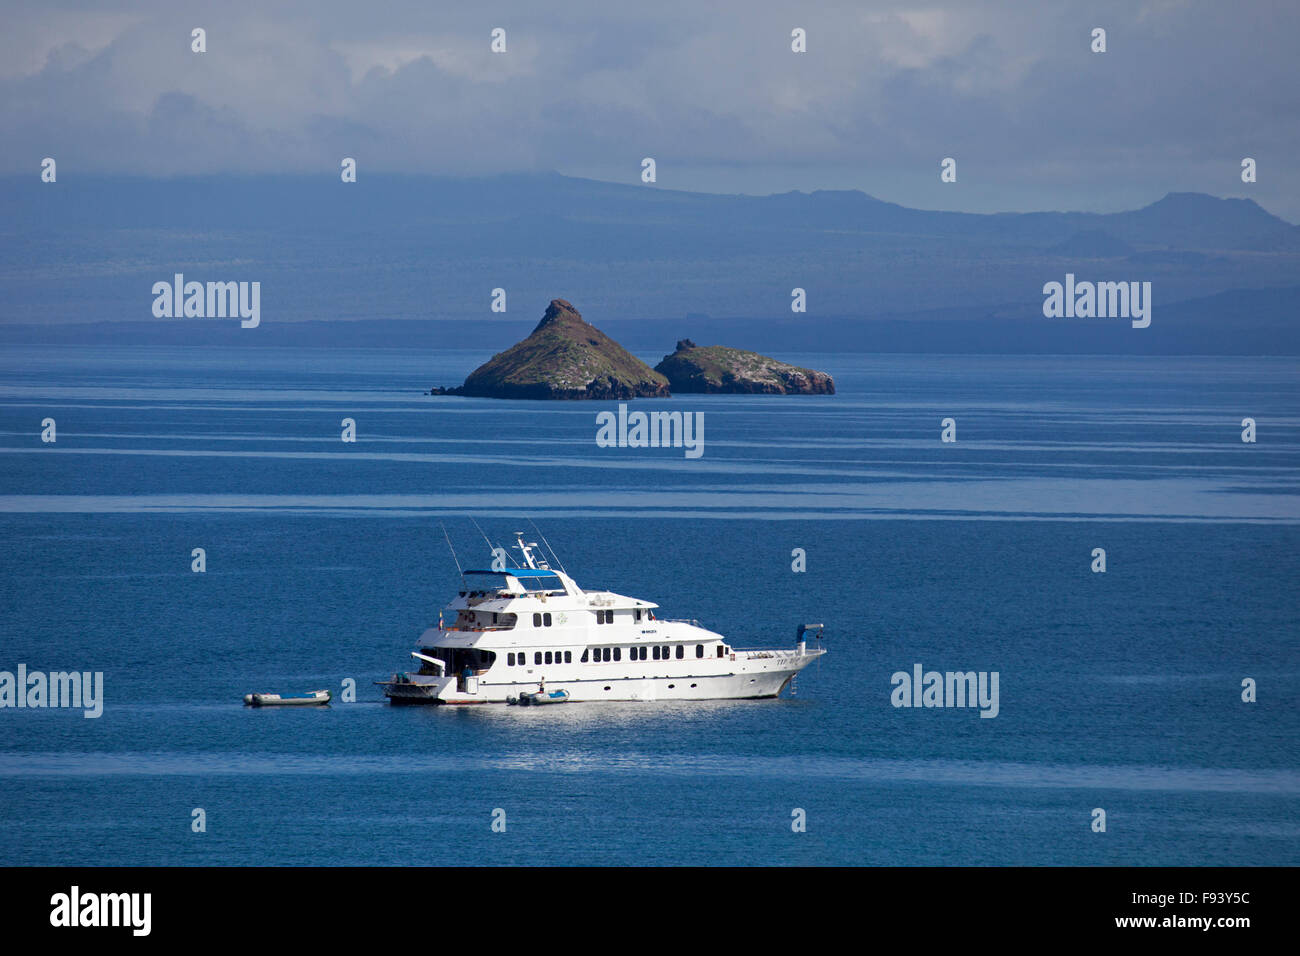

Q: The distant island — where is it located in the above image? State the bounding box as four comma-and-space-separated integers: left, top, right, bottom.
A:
431, 299, 669, 400
430, 300, 834, 400
655, 339, 834, 394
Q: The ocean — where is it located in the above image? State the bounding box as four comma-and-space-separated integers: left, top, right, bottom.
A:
0, 346, 1297, 865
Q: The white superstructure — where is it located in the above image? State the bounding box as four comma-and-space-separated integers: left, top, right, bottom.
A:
377, 533, 826, 705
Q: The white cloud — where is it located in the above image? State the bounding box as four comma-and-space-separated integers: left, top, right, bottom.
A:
0, 0, 1295, 217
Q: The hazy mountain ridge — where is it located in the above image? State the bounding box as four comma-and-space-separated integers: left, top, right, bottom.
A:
4, 174, 1288, 247
1, 174, 1294, 351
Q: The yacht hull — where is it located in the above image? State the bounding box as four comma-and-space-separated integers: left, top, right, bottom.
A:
379, 652, 819, 705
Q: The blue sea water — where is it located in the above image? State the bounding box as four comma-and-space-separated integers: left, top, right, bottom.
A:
0, 345, 1297, 866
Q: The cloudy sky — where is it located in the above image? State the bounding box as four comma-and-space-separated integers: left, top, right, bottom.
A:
2, 0, 1296, 218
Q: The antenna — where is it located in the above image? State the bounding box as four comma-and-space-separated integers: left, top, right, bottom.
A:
469, 515, 492, 553
470, 516, 519, 567
440, 523, 463, 579
528, 517, 567, 574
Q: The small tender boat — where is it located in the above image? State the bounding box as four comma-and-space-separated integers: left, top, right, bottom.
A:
509, 689, 570, 706
243, 689, 331, 707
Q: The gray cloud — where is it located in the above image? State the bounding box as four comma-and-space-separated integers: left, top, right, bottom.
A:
2, 0, 1296, 217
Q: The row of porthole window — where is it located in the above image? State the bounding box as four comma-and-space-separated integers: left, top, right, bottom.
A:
586, 645, 681, 662
534, 609, 649, 626
505, 644, 718, 667
507, 650, 571, 666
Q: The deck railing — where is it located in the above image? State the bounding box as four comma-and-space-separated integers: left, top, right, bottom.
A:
733, 646, 822, 658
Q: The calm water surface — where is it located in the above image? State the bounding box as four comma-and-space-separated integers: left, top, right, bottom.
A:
0, 347, 1296, 865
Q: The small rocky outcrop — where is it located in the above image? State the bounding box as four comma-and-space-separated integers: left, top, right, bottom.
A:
430, 299, 670, 400
653, 340, 835, 394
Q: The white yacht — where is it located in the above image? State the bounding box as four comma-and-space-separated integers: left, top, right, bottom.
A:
378, 533, 826, 705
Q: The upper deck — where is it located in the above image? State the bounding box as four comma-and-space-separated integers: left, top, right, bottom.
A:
430, 537, 672, 645
453, 568, 658, 613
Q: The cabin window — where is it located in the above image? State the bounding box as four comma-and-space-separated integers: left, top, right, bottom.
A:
545, 651, 553, 665
661, 647, 668, 659
507, 652, 515, 666
652, 646, 660, 660
613, 647, 621, 661
676, 645, 684, 659
535, 652, 542, 665
634, 609, 642, 622
717, 645, 724, 657
581, 649, 589, 663
544, 612, 553, 627
602, 647, 611, 662
696, 644, 704, 658
533, 613, 542, 627
564, 651, 572, 663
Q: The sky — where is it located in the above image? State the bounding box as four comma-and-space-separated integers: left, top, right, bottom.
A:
1, 0, 1297, 219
